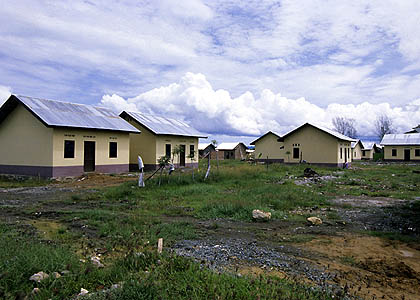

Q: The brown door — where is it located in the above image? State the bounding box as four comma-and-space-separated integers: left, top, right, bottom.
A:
84, 141, 95, 172
404, 149, 410, 161
179, 145, 186, 166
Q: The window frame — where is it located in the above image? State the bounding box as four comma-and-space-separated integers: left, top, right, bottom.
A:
165, 144, 171, 158
109, 142, 118, 158
392, 149, 397, 157
64, 140, 75, 159
415, 149, 420, 157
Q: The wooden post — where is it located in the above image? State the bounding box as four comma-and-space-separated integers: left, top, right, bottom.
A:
157, 238, 163, 254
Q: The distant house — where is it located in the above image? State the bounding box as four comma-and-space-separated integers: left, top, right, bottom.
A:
120, 111, 206, 170
212, 142, 247, 160
380, 133, 420, 162
405, 125, 420, 134
278, 123, 356, 167
351, 140, 363, 160
0, 95, 139, 177
360, 142, 381, 160
198, 143, 216, 158
250, 131, 284, 162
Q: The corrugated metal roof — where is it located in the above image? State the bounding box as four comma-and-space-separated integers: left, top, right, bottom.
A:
351, 140, 361, 148
198, 143, 211, 150
380, 133, 420, 145
361, 141, 376, 150
217, 142, 245, 151
121, 111, 207, 138
282, 123, 356, 142
10, 95, 139, 133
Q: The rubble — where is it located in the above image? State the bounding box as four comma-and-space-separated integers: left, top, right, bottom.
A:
252, 209, 271, 222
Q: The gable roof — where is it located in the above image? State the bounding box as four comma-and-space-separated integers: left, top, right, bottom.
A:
0, 95, 140, 133
216, 142, 246, 151
250, 131, 282, 145
198, 143, 215, 151
380, 133, 420, 145
279, 123, 356, 142
405, 125, 420, 134
120, 111, 207, 138
351, 140, 364, 149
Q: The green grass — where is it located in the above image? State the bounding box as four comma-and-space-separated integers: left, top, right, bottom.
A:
0, 174, 50, 188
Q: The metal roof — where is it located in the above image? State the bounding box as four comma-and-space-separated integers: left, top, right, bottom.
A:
216, 142, 246, 151
2, 95, 139, 133
198, 143, 214, 150
380, 133, 420, 145
120, 111, 207, 138
250, 131, 282, 145
281, 123, 356, 142
351, 140, 361, 148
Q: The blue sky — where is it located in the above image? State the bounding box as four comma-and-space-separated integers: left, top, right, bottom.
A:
1, 0, 420, 142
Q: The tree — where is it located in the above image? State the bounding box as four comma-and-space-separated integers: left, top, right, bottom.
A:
211, 139, 218, 147
375, 114, 394, 141
332, 117, 358, 138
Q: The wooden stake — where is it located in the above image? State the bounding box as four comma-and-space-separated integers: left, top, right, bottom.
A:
157, 238, 163, 253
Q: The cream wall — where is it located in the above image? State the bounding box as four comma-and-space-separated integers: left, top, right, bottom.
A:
352, 143, 362, 160
52, 128, 130, 167
384, 146, 420, 160
254, 133, 284, 160
337, 141, 352, 164
284, 125, 351, 165
156, 135, 199, 165
361, 149, 374, 160
0, 104, 53, 166
126, 122, 157, 165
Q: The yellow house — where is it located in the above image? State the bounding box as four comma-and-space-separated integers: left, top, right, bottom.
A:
0, 95, 139, 177
351, 140, 363, 160
279, 123, 356, 167
360, 142, 381, 160
381, 133, 420, 162
250, 131, 284, 162
119, 111, 206, 170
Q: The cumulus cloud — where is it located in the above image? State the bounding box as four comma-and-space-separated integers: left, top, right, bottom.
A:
101, 73, 420, 138
0, 85, 11, 107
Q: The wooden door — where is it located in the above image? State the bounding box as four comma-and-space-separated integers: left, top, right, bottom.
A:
404, 149, 410, 161
179, 145, 186, 166
84, 141, 95, 172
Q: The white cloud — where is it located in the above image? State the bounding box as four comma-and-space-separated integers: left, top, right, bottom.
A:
101, 73, 420, 138
0, 85, 11, 107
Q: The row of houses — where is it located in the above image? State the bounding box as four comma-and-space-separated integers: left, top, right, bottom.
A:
0, 95, 206, 177
0, 95, 419, 178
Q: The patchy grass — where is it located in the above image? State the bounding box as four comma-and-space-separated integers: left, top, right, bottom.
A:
0, 174, 51, 188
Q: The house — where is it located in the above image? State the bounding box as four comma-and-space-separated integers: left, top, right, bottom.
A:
380, 133, 420, 162
212, 142, 247, 160
278, 123, 356, 167
360, 142, 381, 160
0, 95, 139, 177
405, 125, 420, 134
119, 111, 206, 170
198, 143, 216, 158
351, 140, 363, 160
250, 131, 284, 162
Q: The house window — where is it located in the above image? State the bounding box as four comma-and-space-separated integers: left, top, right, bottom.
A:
109, 142, 117, 158
354, 151, 356, 157
415, 149, 420, 157
348, 149, 350, 158
64, 140, 75, 158
293, 147, 299, 159
340, 148, 342, 159
190, 145, 195, 157
392, 149, 397, 157
165, 144, 171, 158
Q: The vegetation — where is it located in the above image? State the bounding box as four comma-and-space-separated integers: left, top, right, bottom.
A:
0, 160, 419, 299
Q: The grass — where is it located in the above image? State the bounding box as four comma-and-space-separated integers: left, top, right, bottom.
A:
0, 160, 419, 299
0, 174, 51, 188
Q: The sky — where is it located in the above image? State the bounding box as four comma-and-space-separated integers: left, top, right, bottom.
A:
1, 0, 420, 143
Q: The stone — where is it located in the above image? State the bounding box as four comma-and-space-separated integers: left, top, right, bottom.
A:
78, 288, 89, 296
91, 256, 104, 268
252, 209, 271, 222
52, 272, 61, 279
29, 271, 49, 283
307, 217, 322, 225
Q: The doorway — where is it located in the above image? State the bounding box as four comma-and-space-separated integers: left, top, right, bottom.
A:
404, 149, 410, 161
179, 145, 186, 166
84, 141, 95, 172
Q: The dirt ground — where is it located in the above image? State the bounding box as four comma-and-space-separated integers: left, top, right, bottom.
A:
1, 174, 419, 300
